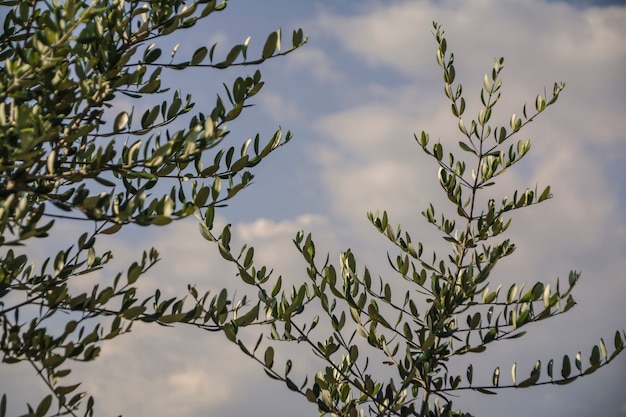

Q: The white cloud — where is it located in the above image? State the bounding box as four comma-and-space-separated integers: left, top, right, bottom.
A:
236, 213, 326, 241
71, 323, 252, 417
257, 90, 303, 124
309, 0, 626, 260
313, 2, 436, 77
285, 46, 344, 83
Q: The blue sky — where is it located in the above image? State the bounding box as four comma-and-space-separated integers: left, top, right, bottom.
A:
3, 1, 626, 416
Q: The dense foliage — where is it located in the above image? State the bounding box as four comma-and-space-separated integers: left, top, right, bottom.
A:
0, 0, 305, 415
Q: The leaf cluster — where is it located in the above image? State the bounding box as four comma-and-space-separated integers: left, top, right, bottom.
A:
0, 0, 306, 415
199, 22, 625, 417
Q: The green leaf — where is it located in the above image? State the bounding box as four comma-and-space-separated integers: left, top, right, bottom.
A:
547, 359, 554, 380
243, 247, 254, 269
114, 111, 129, 132
144, 46, 161, 63
159, 313, 187, 324
223, 324, 237, 342
35, 395, 52, 417
42, 354, 64, 368
434, 142, 443, 161
264, 346, 275, 368
305, 389, 317, 403
507, 284, 518, 303
151, 216, 172, 226
177, 3, 197, 19
538, 185, 551, 202
590, 345, 601, 367
292, 28, 304, 46
220, 44, 242, 67
458, 141, 475, 154
262, 31, 278, 59
101, 223, 122, 235
349, 345, 359, 362
139, 79, 161, 94
122, 306, 146, 320
615, 330, 624, 351
466, 364, 473, 385
561, 355, 571, 378
575, 351, 582, 372
238, 340, 251, 356
141, 105, 160, 128
54, 383, 81, 395
492, 367, 500, 386
517, 360, 541, 387
191, 46, 208, 65
194, 187, 210, 207
127, 262, 142, 284
230, 155, 249, 172
475, 388, 497, 395
239, 269, 255, 285
535, 94, 546, 112
46, 149, 57, 175
469, 312, 480, 329
235, 304, 259, 326
285, 378, 299, 392
599, 338, 608, 360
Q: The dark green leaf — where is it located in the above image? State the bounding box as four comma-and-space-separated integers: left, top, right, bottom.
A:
35, 395, 52, 417
264, 346, 275, 368
262, 31, 278, 59
561, 355, 571, 378
54, 383, 81, 395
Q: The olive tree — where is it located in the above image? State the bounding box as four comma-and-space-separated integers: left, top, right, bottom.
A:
0, 0, 305, 415
207, 22, 625, 417
2, 2, 623, 415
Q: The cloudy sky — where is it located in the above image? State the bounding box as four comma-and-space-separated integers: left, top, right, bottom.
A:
4, 1, 626, 416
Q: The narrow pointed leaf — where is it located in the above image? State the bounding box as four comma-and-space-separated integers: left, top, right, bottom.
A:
561, 355, 571, 378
